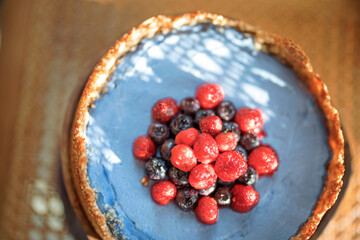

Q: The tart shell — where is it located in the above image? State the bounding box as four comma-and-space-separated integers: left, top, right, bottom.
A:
69, 11, 345, 240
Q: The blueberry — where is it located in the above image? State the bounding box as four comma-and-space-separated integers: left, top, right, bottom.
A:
148, 123, 170, 145
194, 109, 216, 125
168, 166, 189, 186
214, 187, 232, 207
170, 114, 194, 135
145, 158, 168, 180
234, 145, 248, 161
160, 139, 175, 162
240, 132, 260, 151
180, 98, 201, 115
222, 121, 241, 142
237, 167, 258, 186
215, 101, 236, 121
198, 183, 217, 196
217, 178, 234, 187
175, 187, 199, 211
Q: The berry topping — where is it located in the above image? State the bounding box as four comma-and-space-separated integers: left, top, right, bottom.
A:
237, 167, 258, 186
145, 158, 168, 180
170, 144, 197, 172
247, 146, 279, 175
215, 132, 237, 152
176, 187, 199, 211
180, 97, 201, 115
231, 185, 259, 213
221, 121, 241, 142
240, 132, 260, 151
170, 114, 194, 135
214, 151, 247, 182
215, 101, 236, 121
234, 108, 264, 133
214, 187, 232, 207
160, 139, 175, 162
199, 115, 223, 136
194, 109, 216, 125
168, 166, 189, 186
135, 83, 278, 224
195, 197, 218, 225
133, 136, 156, 161
151, 181, 177, 206
234, 145, 248, 161
198, 183, 217, 196
195, 83, 225, 109
152, 97, 179, 123
175, 128, 199, 147
189, 164, 217, 190
193, 133, 219, 164
147, 123, 170, 145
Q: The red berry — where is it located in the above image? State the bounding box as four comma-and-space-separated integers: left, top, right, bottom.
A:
199, 115, 223, 136
151, 181, 177, 205
175, 128, 199, 147
234, 108, 263, 133
195, 83, 225, 109
189, 164, 217, 190
247, 146, 279, 175
231, 185, 259, 213
152, 97, 179, 123
214, 151, 247, 181
170, 144, 197, 172
195, 196, 218, 225
133, 136, 156, 161
215, 132, 237, 152
193, 133, 219, 164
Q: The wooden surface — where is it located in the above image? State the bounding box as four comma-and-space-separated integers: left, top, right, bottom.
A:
0, 0, 359, 239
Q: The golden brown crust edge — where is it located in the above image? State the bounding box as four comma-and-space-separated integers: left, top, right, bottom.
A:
69, 11, 345, 240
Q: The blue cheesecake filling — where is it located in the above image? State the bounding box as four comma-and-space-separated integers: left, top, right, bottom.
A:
85, 24, 331, 240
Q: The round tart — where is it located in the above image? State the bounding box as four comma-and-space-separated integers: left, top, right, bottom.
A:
69, 12, 344, 240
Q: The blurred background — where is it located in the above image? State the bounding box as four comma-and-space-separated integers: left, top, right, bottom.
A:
0, 0, 359, 239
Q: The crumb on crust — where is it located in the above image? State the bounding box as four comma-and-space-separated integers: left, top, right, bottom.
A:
141, 176, 150, 187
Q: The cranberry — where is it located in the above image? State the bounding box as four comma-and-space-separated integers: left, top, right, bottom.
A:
188, 164, 217, 190
247, 146, 279, 175
193, 133, 219, 164
215, 132, 237, 152
234, 108, 263, 133
151, 181, 177, 205
195, 83, 224, 109
195, 196, 218, 225
133, 136, 156, 161
152, 97, 179, 123
214, 151, 247, 182
199, 115, 223, 136
175, 128, 199, 147
231, 185, 259, 213
170, 144, 197, 172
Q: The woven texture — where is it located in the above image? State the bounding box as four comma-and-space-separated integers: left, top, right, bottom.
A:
0, 0, 359, 239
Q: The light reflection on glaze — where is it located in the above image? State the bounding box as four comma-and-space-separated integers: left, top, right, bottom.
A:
86, 24, 330, 240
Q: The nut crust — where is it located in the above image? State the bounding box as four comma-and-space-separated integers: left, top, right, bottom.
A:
69, 11, 344, 240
